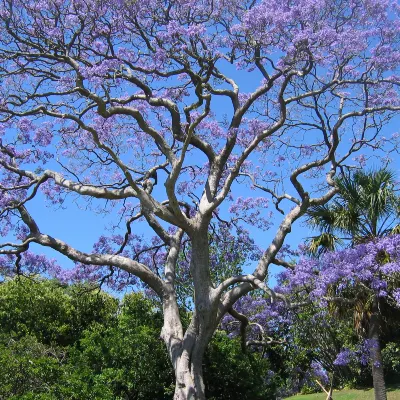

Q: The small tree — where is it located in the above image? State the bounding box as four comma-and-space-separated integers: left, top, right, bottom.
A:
1, 1, 400, 398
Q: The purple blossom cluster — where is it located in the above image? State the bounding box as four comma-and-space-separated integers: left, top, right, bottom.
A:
0, 0, 397, 213
310, 360, 329, 385
221, 294, 290, 342
229, 197, 273, 231
277, 235, 400, 306
333, 339, 379, 367
333, 348, 354, 366
0, 251, 60, 278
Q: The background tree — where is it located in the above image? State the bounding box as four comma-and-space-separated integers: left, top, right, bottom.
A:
281, 234, 400, 400
283, 305, 355, 399
307, 169, 400, 254
306, 169, 400, 400
1, 1, 400, 398
220, 290, 359, 399
0, 277, 121, 399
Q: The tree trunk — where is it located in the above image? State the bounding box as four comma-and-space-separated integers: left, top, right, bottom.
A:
170, 311, 216, 399
369, 296, 387, 400
163, 297, 211, 400
173, 341, 206, 400
163, 226, 218, 400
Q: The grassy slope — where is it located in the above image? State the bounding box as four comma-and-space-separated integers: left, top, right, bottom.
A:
284, 386, 400, 400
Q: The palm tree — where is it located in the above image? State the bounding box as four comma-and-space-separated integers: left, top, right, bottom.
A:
306, 168, 400, 400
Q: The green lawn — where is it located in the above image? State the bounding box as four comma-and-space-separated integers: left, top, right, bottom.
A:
284, 386, 400, 400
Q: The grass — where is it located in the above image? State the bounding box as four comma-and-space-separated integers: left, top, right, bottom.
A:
284, 385, 400, 400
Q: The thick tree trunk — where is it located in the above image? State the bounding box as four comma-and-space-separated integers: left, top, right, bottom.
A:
169, 323, 215, 398
162, 298, 210, 400
163, 226, 218, 400
369, 296, 387, 400
173, 342, 206, 400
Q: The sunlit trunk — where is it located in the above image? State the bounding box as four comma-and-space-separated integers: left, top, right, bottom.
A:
173, 340, 207, 400
169, 306, 215, 399
164, 227, 218, 400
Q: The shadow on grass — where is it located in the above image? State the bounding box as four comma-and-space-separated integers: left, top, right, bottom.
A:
284, 384, 400, 399
387, 384, 400, 392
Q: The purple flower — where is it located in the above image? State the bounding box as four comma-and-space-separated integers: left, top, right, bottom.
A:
333, 349, 354, 366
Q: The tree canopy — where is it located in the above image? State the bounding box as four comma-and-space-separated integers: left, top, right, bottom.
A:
1, 1, 400, 398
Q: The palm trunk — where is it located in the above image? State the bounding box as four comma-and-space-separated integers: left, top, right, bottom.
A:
369, 296, 387, 400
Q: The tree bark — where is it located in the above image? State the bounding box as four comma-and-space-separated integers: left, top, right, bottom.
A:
163, 227, 218, 400
173, 337, 207, 400
369, 296, 387, 400
162, 295, 209, 399
169, 312, 215, 399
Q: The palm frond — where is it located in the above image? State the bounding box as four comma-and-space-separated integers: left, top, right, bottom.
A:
391, 224, 400, 235
306, 168, 400, 246
305, 233, 344, 257
306, 205, 337, 231
334, 173, 361, 205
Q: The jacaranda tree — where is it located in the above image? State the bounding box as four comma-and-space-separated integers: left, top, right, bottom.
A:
280, 234, 400, 400
1, 1, 400, 398
227, 235, 400, 398
306, 168, 400, 400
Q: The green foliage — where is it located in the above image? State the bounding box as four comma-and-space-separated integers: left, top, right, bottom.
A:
66, 293, 174, 400
0, 278, 172, 399
382, 343, 400, 382
0, 277, 118, 345
0, 277, 278, 399
0, 277, 398, 398
0, 335, 64, 399
204, 331, 274, 400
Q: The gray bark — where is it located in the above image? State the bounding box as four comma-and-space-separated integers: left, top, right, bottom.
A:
163, 227, 218, 400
